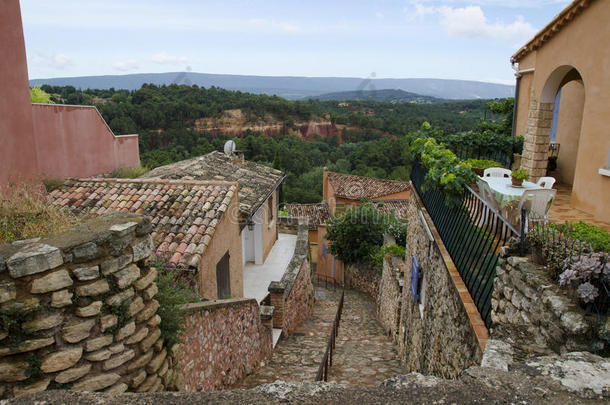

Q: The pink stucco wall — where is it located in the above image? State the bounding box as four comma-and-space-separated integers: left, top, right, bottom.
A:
31, 104, 140, 179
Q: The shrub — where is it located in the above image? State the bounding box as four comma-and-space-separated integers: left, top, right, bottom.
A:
109, 166, 149, 178
371, 244, 406, 269
511, 168, 530, 181
463, 159, 504, 170
554, 221, 610, 252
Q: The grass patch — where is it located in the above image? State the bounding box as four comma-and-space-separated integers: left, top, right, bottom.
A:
41, 177, 65, 193
109, 166, 149, 178
0, 183, 80, 244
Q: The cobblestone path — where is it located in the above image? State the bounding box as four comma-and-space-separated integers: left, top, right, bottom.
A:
236, 287, 406, 388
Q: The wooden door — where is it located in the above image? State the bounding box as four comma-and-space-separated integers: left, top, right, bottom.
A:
216, 251, 231, 299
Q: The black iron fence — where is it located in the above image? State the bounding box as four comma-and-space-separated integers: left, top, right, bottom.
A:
449, 144, 513, 168
411, 162, 521, 327
315, 288, 345, 382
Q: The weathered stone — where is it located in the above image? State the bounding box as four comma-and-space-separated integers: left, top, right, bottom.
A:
76, 300, 103, 317
76, 279, 110, 297
136, 299, 159, 322
105, 382, 129, 394
103, 349, 135, 371
130, 369, 147, 388
100, 258, 119, 275
126, 327, 149, 344
132, 235, 154, 262
147, 314, 161, 328
7, 243, 63, 278
108, 343, 124, 354
118, 253, 133, 269
128, 296, 145, 316
72, 242, 100, 263
22, 312, 64, 333
136, 373, 159, 392
73, 265, 100, 281
86, 334, 114, 352
72, 373, 120, 391
158, 358, 169, 377
13, 378, 50, 397
143, 283, 158, 300
146, 348, 167, 373
86, 349, 112, 362
63, 318, 96, 343
560, 312, 589, 335
110, 221, 138, 237
100, 314, 118, 332
106, 287, 134, 306
0, 337, 54, 356
113, 264, 140, 289
0, 281, 16, 303
51, 289, 73, 308
30, 269, 73, 293
141, 328, 161, 352
480, 340, 513, 372
108, 235, 133, 256
153, 337, 164, 352
127, 349, 154, 371
116, 321, 136, 341
134, 268, 157, 291
0, 360, 28, 382
55, 363, 92, 384
41, 347, 83, 373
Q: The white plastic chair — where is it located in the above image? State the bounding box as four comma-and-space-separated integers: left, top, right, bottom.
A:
517, 188, 557, 230
536, 176, 556, 189
483, 167, 512, 178
479, 180, 500, 212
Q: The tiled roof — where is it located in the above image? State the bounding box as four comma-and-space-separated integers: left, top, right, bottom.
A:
142, 151, 284, 219
48, 178, 237, 268
373, 200, 409, 218
327, 171, 410, 200
285, 202, 331, 230
512, 0, 594, 62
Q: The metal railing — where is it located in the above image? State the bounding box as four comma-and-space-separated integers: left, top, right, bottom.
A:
411, 163, 521, 327
314, 273, 341, 290
315, 288, 345, 382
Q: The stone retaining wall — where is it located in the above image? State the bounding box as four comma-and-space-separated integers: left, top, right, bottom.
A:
268, 221, 315, 336
397, 191, 483, 378
0, 213, 172, 399
491, 245, 593, 356
278, 216, 300, 235
344, 264, 379, 301
377, 256, 404, 344
172, 298, 272, 391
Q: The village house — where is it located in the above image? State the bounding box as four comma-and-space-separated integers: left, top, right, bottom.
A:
49, 178, 243, 300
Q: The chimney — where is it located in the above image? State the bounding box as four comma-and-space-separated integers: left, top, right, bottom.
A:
231, 150, 245, 162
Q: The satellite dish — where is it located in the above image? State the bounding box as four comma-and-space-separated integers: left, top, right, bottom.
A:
224, 140, 236, 156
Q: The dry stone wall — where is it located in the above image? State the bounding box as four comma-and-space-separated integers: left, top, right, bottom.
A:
344, 264, 379, 301
0, 213, 173, 398
172, 298, 272, 391
377, 256, 404, 344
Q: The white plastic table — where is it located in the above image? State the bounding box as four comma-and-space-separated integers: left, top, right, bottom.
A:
482, 177, 542, 209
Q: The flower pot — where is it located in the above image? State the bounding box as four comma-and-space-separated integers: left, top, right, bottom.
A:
511, 176, 523, 187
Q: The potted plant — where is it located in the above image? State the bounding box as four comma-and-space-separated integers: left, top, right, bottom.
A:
511, 168, 530, 187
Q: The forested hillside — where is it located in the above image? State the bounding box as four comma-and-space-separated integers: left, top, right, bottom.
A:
40, 84, 512, 203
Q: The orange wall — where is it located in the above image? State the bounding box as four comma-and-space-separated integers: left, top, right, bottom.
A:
31, 104, 140, 179
514, 1, 610, 224
315, 224, 344, 283
198, 188, 244, 300
0, 0, 39, 186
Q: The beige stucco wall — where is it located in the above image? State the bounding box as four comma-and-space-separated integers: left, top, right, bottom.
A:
555, 80, 585, 185
315, 224, 344, 283
198, 189, 244, 300
261, 189, 278, 262
514, 0, 610, 224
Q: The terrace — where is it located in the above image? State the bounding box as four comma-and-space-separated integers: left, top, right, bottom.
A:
548, 183, 610, 232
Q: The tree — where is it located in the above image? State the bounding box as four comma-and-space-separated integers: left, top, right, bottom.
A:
30, 87, 53, 104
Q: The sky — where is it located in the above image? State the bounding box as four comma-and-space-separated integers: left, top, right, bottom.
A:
21, 0, 572, 85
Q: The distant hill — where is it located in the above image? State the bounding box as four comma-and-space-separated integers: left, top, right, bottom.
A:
29, 72, 514, 100
308, 89, 443, 103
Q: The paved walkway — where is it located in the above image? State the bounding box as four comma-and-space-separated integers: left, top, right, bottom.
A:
236, 287, 405, 388
243, 233, 297, 303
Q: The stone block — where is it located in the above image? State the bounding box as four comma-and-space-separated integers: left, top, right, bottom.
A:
76, 300, 103, 317
41, 347, 83, 373
129, 296, 145, 316
13, 378, 50, 398
30, 269, 73, 293
103, 349, 135, 371
153, 337, 164, 352
106, 287, 134, 306
85, 335, 113, 352
0, 360, 28, 382
136, 299, 159, 323
127, 349, 154, 371
51, 289, 73, 308
110, 221, 138, 237
72, 242, 100, 263
113, 264, 140, 289
118, 253, 133, 269
146, 348, 167, 373
109, 343, 124, 354
100, 314, 118, 332
0, 337, 55, 356
134, 268, 157, 291
126, 327, 149, 345
63, 318, 96, 343
100, 258, 119, 275
136, 374, 159, 392
143, 283, 158, 300
73, 265, 100, 281
7, 243, 63, 278
147, 314, 161, 328
86, 349, 112, 362
105, 382, 128, 394
158, 358, 169, 377
76, 279, 110, 297
132, 235, 154, 262
141, 328, 161, 352
108, 235, 133, 256
0, 281, 16, 303
130, 370, 147, 388
72, 373, 120, 391
560, 311, 589, 335
22, 312, 64, 333
116, 321, 136, 341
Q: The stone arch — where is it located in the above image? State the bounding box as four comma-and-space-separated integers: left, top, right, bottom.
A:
521, 65, 585, 181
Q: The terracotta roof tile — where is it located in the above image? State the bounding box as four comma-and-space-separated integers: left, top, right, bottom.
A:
372, 200, 409, 218
327, 171, 410, 200
285, 202, 331, 230
49, 178, 237, 268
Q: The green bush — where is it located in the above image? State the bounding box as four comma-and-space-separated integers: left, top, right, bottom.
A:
463, 159, 504, 170
109, 166, 149, 178
371, 244, 406, 269
552, 221, 610, 252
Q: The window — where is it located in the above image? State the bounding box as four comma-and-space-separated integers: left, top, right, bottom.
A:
216, 251, 231, 299
335, 202, 345, 216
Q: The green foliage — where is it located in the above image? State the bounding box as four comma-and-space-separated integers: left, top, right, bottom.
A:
370, 244, 406, 269
42, 177, 65, 193
0, 305, 40, 351
21, 354, 43, 386
103, 301, 131, 336
551, 221, 610, 252
439, 131, 522, 167
463, 159, 504, 170
109, 166, 149, 178
382, 211, 408, 247
511, 168, 530, 181
29, 87, 53, 104
278, 209, 289, 216
482, 98, 514, 136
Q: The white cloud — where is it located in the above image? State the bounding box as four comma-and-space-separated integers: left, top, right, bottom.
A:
112, 59, 139, 71
376, 11, 384, 19
151, 52, 188, 65
31, 51, 72, 69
